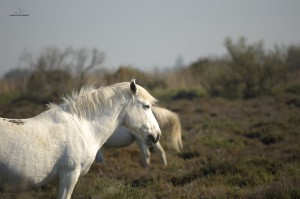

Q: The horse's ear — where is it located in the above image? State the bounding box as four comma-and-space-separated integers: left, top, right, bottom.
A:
130, 79, 138, 94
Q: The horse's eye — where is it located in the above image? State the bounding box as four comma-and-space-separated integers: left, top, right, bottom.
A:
143, 104, 150, 110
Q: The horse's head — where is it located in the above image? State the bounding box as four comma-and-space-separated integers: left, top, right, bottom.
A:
123, 79, 162, 146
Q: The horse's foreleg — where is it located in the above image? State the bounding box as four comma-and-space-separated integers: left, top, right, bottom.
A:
153, 141, 167, 166
136, 139, 151, 167
57, 169, 80, 199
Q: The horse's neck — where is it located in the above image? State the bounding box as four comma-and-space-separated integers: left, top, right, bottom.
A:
81, 103, 126, 149
44, 92, 128, 150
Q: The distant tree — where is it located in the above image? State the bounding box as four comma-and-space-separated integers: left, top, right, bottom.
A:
71, 48, 105, 88
223, 37, 288, 98
185, 37, 294, 99
286, 45, 300, 73
174, 55, 185, 69
21, 47, 105, 90
19, 47, 71, 72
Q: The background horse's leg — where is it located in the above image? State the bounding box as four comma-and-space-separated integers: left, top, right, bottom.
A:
153, 141, 167, 166
136, 138, 151, 167
57, 169, 80, 199
95, 149, 105, 164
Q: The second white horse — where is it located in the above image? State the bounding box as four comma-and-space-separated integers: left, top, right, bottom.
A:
96, 106, 182, 167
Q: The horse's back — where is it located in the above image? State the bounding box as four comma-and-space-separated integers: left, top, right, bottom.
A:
0, 117, 61, 191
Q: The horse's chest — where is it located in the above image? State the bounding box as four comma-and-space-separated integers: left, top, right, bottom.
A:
60, 140, 97, 174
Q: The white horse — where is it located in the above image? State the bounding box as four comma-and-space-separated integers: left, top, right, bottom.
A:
0, 79, 161, 199
95, 106, 182, 167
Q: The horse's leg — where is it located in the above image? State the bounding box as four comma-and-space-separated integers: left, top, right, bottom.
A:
57, 169, 80, 199
136, 138, 151, 167
95, 149, 105, 164
153, 141, 167, 166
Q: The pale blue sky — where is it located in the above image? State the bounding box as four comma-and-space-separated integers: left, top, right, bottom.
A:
1, 0, 300, 76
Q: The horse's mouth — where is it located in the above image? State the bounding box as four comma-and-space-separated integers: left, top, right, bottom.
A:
145, 134, 161, 147
145, 140, 155, 147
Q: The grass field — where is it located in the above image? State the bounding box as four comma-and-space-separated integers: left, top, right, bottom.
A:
0, 92, 299, 199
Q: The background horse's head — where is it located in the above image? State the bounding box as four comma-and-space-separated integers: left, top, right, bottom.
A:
123, 79, 161, 146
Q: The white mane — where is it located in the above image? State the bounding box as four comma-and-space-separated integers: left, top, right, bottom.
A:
48, 82, 157, 119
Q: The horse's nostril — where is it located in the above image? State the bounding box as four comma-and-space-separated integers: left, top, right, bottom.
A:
148, 135, 159, 144
147, 134, 161, 144
148, 134, 156, 144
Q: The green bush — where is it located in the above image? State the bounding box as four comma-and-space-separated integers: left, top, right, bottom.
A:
186, 37, 299, 99
172, 88, 207, 100
286, 84, 300, 95
0, 93, 20, 105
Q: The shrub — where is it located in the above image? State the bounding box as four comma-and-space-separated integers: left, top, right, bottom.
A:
222, 37, 288, 99
0, 93, 20, 105
186, 37, 296, 99
102, 66, 166, 90
286, 84, 300, 95
172, 88, 207, 100
27, 70, 73, 98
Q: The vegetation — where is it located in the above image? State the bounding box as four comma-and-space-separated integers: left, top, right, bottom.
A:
2, 37, 300, 100
0, 38, 299, 198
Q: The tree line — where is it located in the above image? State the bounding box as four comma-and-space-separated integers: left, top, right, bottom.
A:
1, 37, 300, 100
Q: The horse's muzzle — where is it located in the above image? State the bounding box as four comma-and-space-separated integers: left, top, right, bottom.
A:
146, 134, 161, 146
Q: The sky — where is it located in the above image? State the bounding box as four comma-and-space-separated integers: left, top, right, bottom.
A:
1, 0, 300, 76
